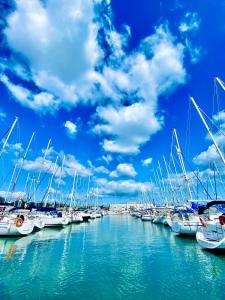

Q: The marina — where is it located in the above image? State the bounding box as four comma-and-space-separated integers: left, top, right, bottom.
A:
1, 0, 225, 299
0, 214, 224, 300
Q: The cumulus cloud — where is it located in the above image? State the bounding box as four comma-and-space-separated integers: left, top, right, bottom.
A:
93, 25, 186, 154
193, 110, 225, 166
96, 178, 152, 196
87, 160, 109, 174
2, 1, 188, 156
64, 120, 77, 139
1, 74, 59, 114
110, 163, 137, 178
3, 0, 102, 111
19, 150, 91, 178
142, 157, 153, 167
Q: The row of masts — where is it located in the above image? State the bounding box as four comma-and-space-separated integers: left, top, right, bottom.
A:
148, 77, 225, 206
0, 119, 101, 207
1, 77, 225, 207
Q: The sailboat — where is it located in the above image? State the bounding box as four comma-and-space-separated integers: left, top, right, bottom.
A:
0, 205, 34, 236
196, 201, 225, 249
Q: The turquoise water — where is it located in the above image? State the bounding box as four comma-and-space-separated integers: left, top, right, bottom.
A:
0, 215, 224, 300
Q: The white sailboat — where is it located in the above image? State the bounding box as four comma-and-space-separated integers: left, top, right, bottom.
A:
0, 214, 34, 236
196, 201, 225, 249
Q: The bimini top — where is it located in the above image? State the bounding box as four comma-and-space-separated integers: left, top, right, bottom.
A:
206, 200, 225, 209
172, 208, 194, 214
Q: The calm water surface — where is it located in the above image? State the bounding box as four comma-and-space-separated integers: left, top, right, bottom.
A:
0, 215, 224, 300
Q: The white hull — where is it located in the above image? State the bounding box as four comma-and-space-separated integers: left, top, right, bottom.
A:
153, 216, 164, 224
0, 219, 34, 236
196, 231, 225, 249
32, 218, 45, 230
171, 220, 200, 236
40, 216, 69, 227
72, 213, 83, 223
141, 215, 152, 221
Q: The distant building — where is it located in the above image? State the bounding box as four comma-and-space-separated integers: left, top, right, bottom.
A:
109, 202, 153, 212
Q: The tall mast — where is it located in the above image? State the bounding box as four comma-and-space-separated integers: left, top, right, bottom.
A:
86, 176, 91, 208
163, 155, 175, 204
44, 156, 59, 206
57, 155, 65, 204
36, 139, 52, 188
69, 170, 77, 208
14, 132, 36, 189
158, 160, 168, 205
190, 97, 225, 166
215, 77, 225, 91
153, 169, 161, 204
170, 151, 184, 203
0, 117, 18, 157
173, 128, 192, 201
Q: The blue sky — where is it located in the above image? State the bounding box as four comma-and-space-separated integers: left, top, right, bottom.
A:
0, 0, 225, 204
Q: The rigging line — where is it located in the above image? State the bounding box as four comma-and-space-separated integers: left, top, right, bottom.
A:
28, 163, 55, 202
182, 155, 213, 200
197, 106, 225, 140
185, 100, 191, 159
215, 78, 221, 115
213, 78, 217, 117
0, 126, 11, 143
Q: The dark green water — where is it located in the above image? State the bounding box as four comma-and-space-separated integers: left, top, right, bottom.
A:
0, 215, 224, 300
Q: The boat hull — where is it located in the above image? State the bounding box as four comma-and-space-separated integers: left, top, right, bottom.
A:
171, 220, 199, 236
0, 220, 34, 236
196, 231, 225, 249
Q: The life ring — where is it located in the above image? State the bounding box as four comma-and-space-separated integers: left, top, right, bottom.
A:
15, 217, 23, 227
219, 215, 225, 226
199, 217, 207, 227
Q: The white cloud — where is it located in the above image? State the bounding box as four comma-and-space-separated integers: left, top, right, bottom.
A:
213, 110, 225, 124
193, 110, 225, 166
19, 150, 91, 178
179, 12, 201, 64
4, 142, 24, 157
87, 160, 109, 174
142, 157, 153, 166
110, 163, 137, 178
3, 0, 102, 111
100, 154, 113, 165
0, 109, 6, 121
93, 25, 186, 154
0, 191, 25, 200
94, 102, 163, 154
1, 74, 59, 114
2, 1, 188, 156
64, 120, 77, 139
179, 12, 200, 33
96, 178, 152, 196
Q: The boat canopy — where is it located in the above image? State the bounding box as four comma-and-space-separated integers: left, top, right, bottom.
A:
172, 208, 194, 214
206, 200, 225, 208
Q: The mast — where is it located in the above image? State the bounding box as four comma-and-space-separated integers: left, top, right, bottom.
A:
57, 155, 65, 204
36, 139, 52, 188
43, 156, 59, 206
86, 176, 91, 208
69, 170, 77, 208
173, 128, 193, 201
158, 160, 168, 205
0, 117, 18, 157
170, 152, 184, 203
13, 132, 36, 189
163, 155, 175, 205
190, 97, 225, 166
215, 77, 225, 91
